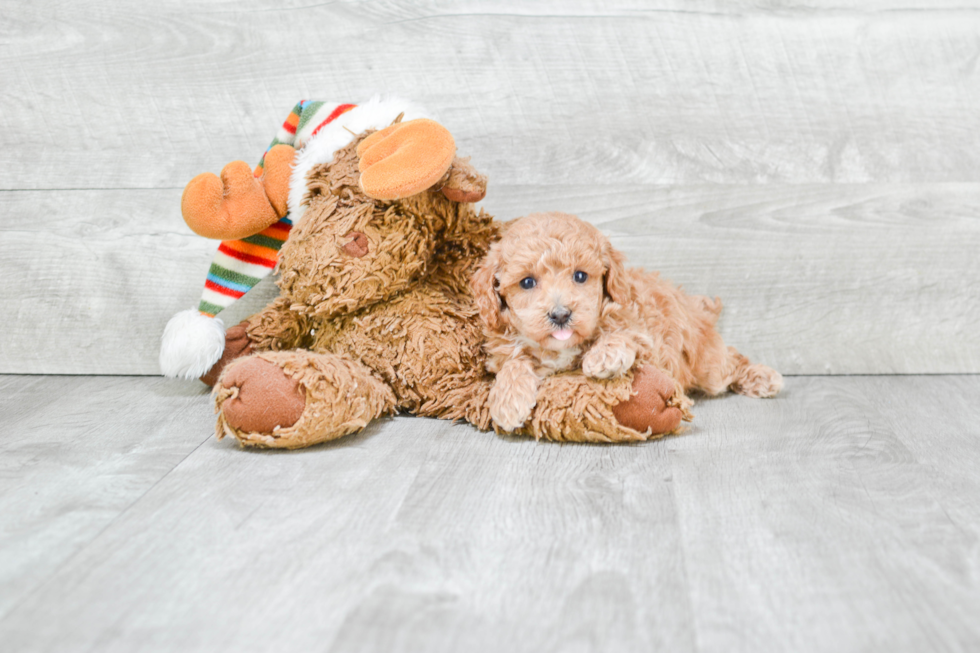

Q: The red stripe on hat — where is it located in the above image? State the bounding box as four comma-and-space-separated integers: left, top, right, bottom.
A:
310, 103, 357, 139
218, 243, 278, 267
261, 223, 292, 240
205, 278, 246, 298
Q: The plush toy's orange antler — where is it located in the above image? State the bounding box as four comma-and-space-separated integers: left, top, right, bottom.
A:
357, 119, 456, 200
181, 144, 295, 240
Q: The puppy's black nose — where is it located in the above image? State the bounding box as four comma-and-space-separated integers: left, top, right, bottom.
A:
548, 307, 572, 327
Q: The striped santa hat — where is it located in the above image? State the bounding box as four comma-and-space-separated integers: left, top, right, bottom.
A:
160, 96, 431, 379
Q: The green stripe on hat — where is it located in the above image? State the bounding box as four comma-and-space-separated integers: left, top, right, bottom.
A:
207, 264, 263, 287
296, 101, 326, 132
198, 299, 226, 317
241, 233, 288, 250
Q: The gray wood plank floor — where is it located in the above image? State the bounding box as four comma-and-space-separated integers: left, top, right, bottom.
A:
2, 374, 978, 652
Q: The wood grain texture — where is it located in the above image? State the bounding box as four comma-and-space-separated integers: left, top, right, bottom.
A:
0, 374, 978, 651
0, 375, 213, 622
1, 1, 979, 190
669, 375, 980, 652
1, 183, 977, 375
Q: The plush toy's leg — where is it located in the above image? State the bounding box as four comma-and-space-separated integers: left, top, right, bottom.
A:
517, 365, 691, 443
199, 295, 313, 388
217, 356, 306, 434
213, 350, 397, 449
612, 366, 691, 434
442, 365, 690, 443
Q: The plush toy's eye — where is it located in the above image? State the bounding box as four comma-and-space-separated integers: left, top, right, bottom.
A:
519, 277, 536, 290
573, 270, 588, 284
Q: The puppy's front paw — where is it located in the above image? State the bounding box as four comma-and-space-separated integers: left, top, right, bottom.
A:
489, 383, 537, 432
583, 343, 636, 379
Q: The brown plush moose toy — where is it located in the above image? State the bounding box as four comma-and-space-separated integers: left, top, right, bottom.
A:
160, 97, 695, 448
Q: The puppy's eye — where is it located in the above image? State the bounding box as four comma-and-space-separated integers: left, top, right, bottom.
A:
573, 270, 588, 284
519, 277, 536, 290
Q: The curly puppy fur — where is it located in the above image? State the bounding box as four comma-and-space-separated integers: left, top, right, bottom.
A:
472, 212, 783, 432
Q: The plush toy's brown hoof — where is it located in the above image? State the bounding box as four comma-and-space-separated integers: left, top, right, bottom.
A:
612, 366, 684, 435
219, 357, 306, 434
200, 322, 253, 387
357, 119, 456, 200
181, 160, 282, 241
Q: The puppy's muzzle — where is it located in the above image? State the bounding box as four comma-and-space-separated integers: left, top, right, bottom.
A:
548, 307, 572, 327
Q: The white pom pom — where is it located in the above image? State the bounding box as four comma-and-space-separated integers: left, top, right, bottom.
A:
159, 309, 226, 379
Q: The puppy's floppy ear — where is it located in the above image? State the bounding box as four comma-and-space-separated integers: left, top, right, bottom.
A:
471, 243, 506, 332
601, 238, 632, 306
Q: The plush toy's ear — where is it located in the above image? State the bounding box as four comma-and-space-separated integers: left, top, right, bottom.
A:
358, 119, 456, 200
440, 156, 487, 203
602, 240, 632, 306
471, 244, 506, 332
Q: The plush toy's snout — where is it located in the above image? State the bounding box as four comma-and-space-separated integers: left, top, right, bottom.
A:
342, 231, 369, 258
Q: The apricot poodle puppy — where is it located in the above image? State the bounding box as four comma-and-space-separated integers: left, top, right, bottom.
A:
472, 212, 783, 432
